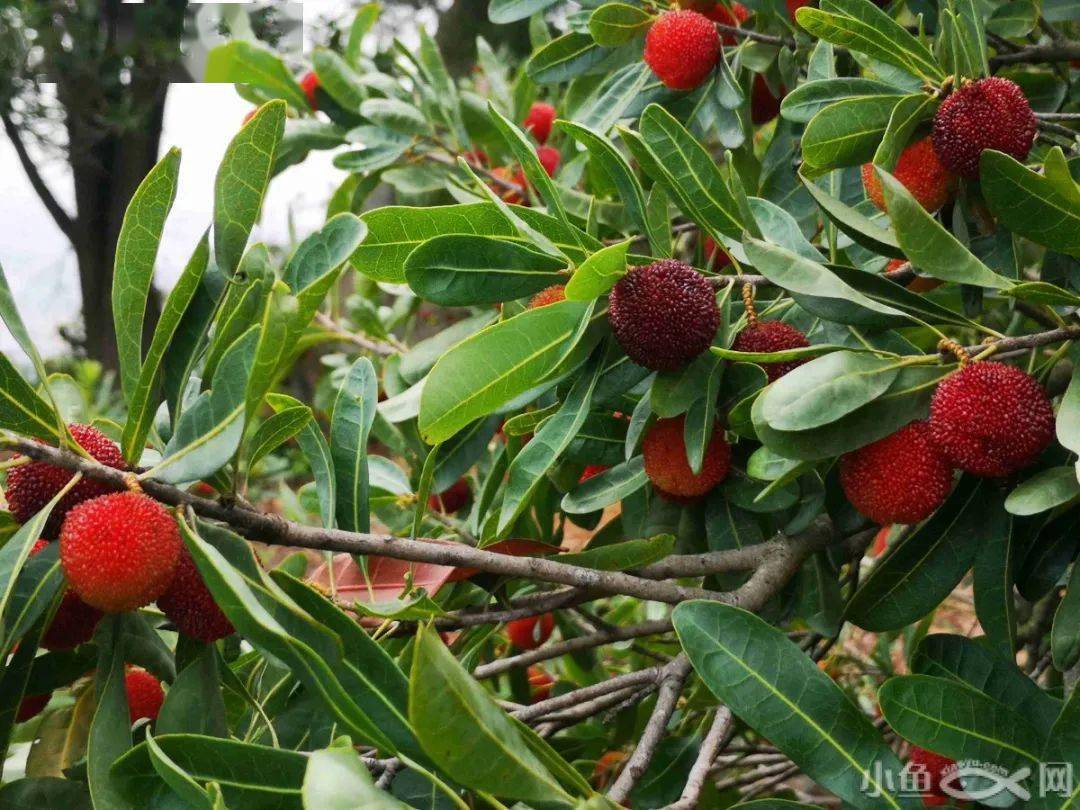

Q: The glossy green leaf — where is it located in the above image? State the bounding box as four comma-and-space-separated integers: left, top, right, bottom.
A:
589, 3, 652, 45
488, 0, 561, 23
872, 94, 936, 170
563, 240, 630, 301
1053, 562, 1080, 672
558, 534, 675, 570
269, 393, 336, 529
157, 645, 226, 738
802, 95, 911, 169
204, 42, 308, 109
1059, 343, 1080, 458
361, 98, 432, 136
248, 405, 312, 470
972, 504, 1017, 658
88, 616, 135, 810
527, 32, 609, 84
330, 357, 378, 534
800, 174, 903, 257
781, 78, 905, 123
312, 48, 367, 111
1006, 467, 1080, 516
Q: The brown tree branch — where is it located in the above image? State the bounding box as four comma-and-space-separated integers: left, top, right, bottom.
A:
990, 40, 1080, 65
665, 707, 735, 810
1, 110, 77, 242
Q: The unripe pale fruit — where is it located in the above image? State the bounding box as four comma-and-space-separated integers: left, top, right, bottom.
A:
861, 137, 956, 213
523, 102, 556, 144
60, 492, 182, 613
28, 539, 102, 650
125, 667, 164, 723
839, 421, 954, 525
643, 416, 731, 500
931, 77, 1036, 179
157, 546, 234, 642
907, 746, 955, 806
730, 320, 810, 382
608, 260, 720, 371
6, 423, 127, 538
929, 362, 1055, 477
427, 478, 471, 514
644, 11, 721, 90
528, 285, 566, 309
507, 613, 555, 650
300, 71, 320, 110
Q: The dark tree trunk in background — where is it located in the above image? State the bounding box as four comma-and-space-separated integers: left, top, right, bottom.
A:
434, 0, 532, 76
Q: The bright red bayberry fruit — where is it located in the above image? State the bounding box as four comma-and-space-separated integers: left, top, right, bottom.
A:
507, 613, 555, 650
608, 260, 720, 371
929, 362, 1055, 477
529, 285, 566, 309
6, 423, 127, 538
750, 75, 785, 125
931, 77, 1036, 179
125, 667, 164, 723
861, 137, 956, 213
27, 540, 102, 650
730, 320, 810, 382
840, 421, 955, 525
15, 693, 50, 723
579, 464, 609, 483
427, 478, 471, 514
885, 258, 942, 293
643, 416, 731, 500
644, 11, 721, 90
535, 145, 560, 177
708, 3, 750, 44
59, 492, 182, 613
702, 235, 733, 269
523, 102, 556, 144
300, 71, 320, 110
157, 546, 234, 642
528, 666, 554, 702
786, 0, 811, 18
907, 746, 956, 806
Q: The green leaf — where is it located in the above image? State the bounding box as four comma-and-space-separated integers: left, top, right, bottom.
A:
121, 232, 208, 464
112, 147, 181, 404
157, 645, 227, 738
563, 240, 630, 301
0, 779, 90, 808
346, 6, 380, 66
330, 358, 378, 534
878, 168, 1014, 288
204, 42, 308, 109
981, 148, 1080, 258
527, 32, 609, 84
361, 98, 432, 137
312, 48, 367, 111
248, 405, 313, 470
405, 235, 568, 306
758, 351, 901, 432
0, 263, 62, 435
987, 0, 1037, 37
0, 354, 65, 442
144, 731, 211, 809
418, 300, 593, 443
1059, 343, 1080, 458
872, 94, 936, 170
847, 478, 999, 631
780, 78, 905, 123
243, 280, 297, 434
284, 212, 367, 292
269, 393, 336, 529
1006, 467, 1080, 516
558, 534, 675, 570
589, 3, 652, 46
561, 456, 648, 514
213, 100, 286, 279
488, 0, 561, 23
3, 542, 63, 655
409, 626, 575, 805
911, 633, 1060, 738
879, 675, 1042, 770
1053, 563, 1080, 671
802, 95, 911, 169
800, 174, 903, 257
973, 506, 1017, 658
88, 616, 135, 810
303, 745, 410, 809
673, 602, 909, 809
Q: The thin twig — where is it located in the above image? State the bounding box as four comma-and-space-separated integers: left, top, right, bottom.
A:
990, 40, 1080, 65
665, 708, 735, 810
1, 110, 76, 241
714, 22, 796, 48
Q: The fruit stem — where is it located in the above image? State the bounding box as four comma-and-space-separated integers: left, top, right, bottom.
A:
937, 338, 972, 366
122, 472, 144, 494
740, 283, 758, 325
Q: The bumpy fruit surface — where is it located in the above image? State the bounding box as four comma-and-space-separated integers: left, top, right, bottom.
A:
427, 478, 471, 514
861, 137, 956, 213
15, 693, 49, 723
125, 668, 165, 723
528, 666, 554, 702
529, 285, 566, 309
907, 746, 955, 806
839, 421, 954, 525
300, 71, 320, 110
931, 77, 1036, 178
644, 11, 721, 90
885, 258, 941, 293
643, 416, 731, 500
507, 613, 555, 650
929, 362, 1055, 477
608, 260, 720, 371
750, 75, 784, 124
730, 320, 810, 382
6, 423, 126, 538
60, 492, 182, 613
523, 102, 556, 144
28, 539, 102, 649
158, 546, 234, 642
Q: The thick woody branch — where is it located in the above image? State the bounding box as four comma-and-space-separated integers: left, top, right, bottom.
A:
959, 325, 1080, 358
1, 110, 76, 242
990, 40, 1080, 65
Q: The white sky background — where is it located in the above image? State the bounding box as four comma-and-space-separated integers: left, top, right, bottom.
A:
0, 0, 439, 362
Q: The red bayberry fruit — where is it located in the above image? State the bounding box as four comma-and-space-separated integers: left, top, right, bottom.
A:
750, 75, 785, 124
907, 746, 956, 806
644, 11, 721, 90
871, 525, 891, 557
608, 260, 720, 371
535, 145, 560, 177
885, 258, 942, 293
27, 540, 102, 650
6, 423, 127, 538
709, 3, 751, 44
840, 421, 955, 524
15, 693, 50, 723
931, 77, 1036, 179
507, 613, 555, 650
702, 235, 733, 269
300, 71, 320, 110
489, 167, 526, 205
593, 750, 628, 789
730, 320, 810, 382
643, 416, 731, 500
861, 137, 957, 213
929, 362, 1055, 477
523, 102, 556, 144
528, 285, 566, 309
786, 0, 812, 18
579, 465, 610, 483
427, 478, 471, 514
125, 667, 164, 723
157, 546, 234, 642
528, 666, 554, 702
59, 492, 182, 613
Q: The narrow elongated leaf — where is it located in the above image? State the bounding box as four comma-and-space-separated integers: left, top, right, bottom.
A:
800, 174, 903, 257
558, 534, 675, 570
213, 100, 286, 279
1056, 344, 1080, 458
243, 280, 297, 432
330, 358, 378, 534
312, 48, 367, 111
673, 602, 910, 809
247, 405, 312, 470
1006, 467, 1080, 515
156, 645, 227, 738
527, 32, 610, 84
144, 731, 211, 808
88, 616, 135, 810
1053, 563, 1080, 672
112, 147, 181, 403
973, 502, 1017, 657
0, 353, 64, 441
488, 0, 560, 23
269, 393, 336, 529
982, 150, 1080, 259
